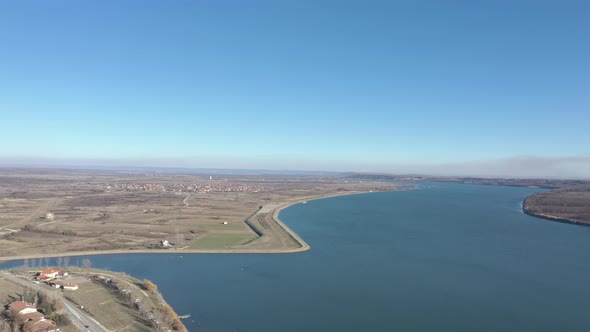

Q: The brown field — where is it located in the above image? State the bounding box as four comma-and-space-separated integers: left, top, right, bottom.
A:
524, 184, 590, 225
63, 273, 152, 332
0, 278, 21, 304
0, 168, 403, 258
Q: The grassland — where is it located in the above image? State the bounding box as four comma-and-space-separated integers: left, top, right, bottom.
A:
187, 233, 257, 249
0, 278, 20, 304
63, 276, 152, 332
0, 168, 403, 259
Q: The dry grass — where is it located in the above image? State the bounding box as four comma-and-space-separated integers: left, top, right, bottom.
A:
0, 168, 402, 257
0, 278, 23, 304
64, 280, 150, 332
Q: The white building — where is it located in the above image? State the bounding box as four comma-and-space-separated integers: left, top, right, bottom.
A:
63, 283, 79, 290
8, 301, 38, 315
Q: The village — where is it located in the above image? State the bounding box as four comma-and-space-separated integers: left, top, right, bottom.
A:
34, 268, 78, 291
110, 182, 266, 193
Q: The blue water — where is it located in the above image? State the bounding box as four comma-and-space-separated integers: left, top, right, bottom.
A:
3, 183, 590, 331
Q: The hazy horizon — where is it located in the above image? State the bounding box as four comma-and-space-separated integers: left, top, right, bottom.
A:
1, 1, 588, 178
2, 155, 590, 179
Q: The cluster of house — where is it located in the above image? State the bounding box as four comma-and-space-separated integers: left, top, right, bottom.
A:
176, 183, 265, 193
112, 183, 167, 191
109, 182, 265, 193
5, 301, 59, 332
34, 269, 78, 290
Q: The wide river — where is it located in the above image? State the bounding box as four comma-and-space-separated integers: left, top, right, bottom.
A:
4, 183, 590, 331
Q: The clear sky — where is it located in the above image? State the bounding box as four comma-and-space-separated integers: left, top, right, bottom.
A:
0, 1, 589, 177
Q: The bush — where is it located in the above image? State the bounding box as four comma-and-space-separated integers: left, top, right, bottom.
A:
143, 279, 157, 293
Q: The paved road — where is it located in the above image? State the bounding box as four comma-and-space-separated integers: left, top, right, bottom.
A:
1, 272, 109, 332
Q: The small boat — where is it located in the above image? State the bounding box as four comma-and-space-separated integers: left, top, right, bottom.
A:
302, 201, 308, 204
179, 314, 191, 319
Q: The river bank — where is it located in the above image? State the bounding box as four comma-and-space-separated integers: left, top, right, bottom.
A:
522, 207, 590, 226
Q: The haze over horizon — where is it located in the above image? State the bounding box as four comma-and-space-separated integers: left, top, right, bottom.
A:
1, 1, 589, 178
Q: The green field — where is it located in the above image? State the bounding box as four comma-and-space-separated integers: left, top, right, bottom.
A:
188, 233, 256, 249
201, 223, 248, 231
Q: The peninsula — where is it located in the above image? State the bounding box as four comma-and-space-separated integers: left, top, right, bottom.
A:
0, 168, 404, 260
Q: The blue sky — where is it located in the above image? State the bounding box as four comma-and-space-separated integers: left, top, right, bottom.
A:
0, 1, 589, 176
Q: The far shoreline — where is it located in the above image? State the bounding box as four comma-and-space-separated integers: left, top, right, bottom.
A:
0, 190, 394, 263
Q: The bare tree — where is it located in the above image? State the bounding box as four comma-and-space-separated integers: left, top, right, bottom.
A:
82, 258, 92, 274
23, 258, 29, 268
63, 256, 70, 267
56, 256, 63, 267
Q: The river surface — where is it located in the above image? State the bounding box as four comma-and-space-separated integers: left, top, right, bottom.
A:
4, 183, 590, 331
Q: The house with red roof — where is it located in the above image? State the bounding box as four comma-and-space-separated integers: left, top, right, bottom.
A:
6, 301, 59, 332
7, 301, 38, 315
23, 315, 59, 332
63, 283, 78, 290
35, 275, 50, 281
39, 268, 64, 279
